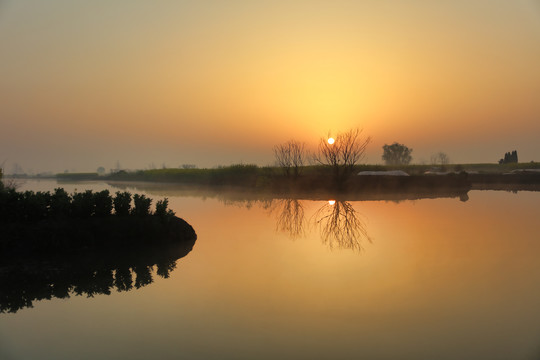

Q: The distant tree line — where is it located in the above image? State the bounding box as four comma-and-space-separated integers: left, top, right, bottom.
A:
499, 150, 518, 164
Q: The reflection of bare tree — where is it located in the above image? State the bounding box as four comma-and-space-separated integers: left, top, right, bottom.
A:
221, 196, 371, 252
313, 201, 371, 252
269, 199, 306, 239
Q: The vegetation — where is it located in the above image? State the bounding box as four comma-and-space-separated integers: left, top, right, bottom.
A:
499, 150, 518, 164
382, 142, 413, 165
273, 140, 306, 179
313, 128, 371, 188
0, 213, 197, 313
0, 187, 175, 222
431, 152, 450, 166
5, 125, 537, 192
57, 172, 100, 181
32, 160, 537, 195
0, 184, 197, 304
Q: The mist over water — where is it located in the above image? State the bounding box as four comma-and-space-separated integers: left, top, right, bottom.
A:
1, 180, 540, 359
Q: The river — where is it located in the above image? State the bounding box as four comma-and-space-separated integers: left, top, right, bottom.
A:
1, 179, 539, 360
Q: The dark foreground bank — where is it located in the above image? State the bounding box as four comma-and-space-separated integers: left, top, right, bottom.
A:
0, 216, 197, 313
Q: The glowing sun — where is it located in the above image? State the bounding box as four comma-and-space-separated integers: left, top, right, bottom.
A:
327, 137, 335, 144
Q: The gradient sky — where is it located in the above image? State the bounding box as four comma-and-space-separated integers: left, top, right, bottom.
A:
1, 0, 539, 173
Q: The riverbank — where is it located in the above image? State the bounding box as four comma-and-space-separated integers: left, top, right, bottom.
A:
6, 162, 540, 195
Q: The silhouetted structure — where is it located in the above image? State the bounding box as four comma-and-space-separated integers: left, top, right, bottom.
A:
499, 150, 518, 164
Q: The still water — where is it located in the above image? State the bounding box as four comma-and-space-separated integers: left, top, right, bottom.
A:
1, 180, 540, 360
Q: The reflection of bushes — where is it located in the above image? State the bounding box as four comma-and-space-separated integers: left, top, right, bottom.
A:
0, 229, 196, 313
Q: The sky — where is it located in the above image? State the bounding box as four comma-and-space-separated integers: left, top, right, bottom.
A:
1, 0, 539, 173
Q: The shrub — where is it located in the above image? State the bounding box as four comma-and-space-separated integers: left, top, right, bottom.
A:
154, 198, 169, 218
132, 194, 152, 216
155, 198, 175, 219
113, 191, 132, 216
71, 190, 95, 218
51, 188, 71, 218
94, 190, 113, 217
22, 191, 51, 221
0, 189, 22, 221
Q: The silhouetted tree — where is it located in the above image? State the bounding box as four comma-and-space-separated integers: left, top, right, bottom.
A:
132, 194, 152, 216
71, 190, 95, 218
94, 190, 113, 217
51, 188, 71, 217
155, 198, 175, 220
314, 128, 371, 187
382, 142, 413, 165
431, 152, 450, 166
499, 150, 518, 164
21, 191, 51, 221
273, 140, 306, 178
113, 191, 132, 216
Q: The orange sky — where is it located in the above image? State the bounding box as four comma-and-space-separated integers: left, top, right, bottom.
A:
1, 1, 539, 173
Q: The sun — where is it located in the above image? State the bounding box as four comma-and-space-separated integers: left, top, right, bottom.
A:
327, 137, 335, 145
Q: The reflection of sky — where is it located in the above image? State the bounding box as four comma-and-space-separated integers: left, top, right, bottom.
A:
4, 180, 540, 359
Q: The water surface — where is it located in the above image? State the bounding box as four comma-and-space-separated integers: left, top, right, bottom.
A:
1, 180, 539, 360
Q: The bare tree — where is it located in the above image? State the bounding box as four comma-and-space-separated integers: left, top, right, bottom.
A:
430, 152, 450, 166
314, 128, 371, 187
273, 140, 306, 178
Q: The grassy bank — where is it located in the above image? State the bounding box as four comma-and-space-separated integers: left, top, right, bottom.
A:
49, 162, 539, 192
0, 161, 523, 195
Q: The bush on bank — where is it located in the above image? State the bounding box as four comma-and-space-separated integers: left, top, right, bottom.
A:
0, 187, 174, 222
